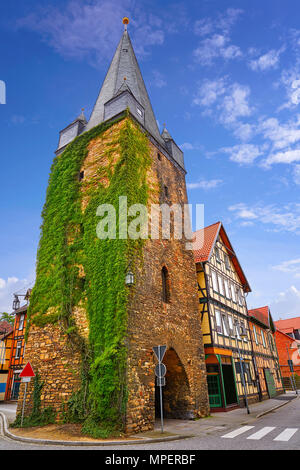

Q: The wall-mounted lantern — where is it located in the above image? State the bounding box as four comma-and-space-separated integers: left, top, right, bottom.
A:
125, 268, 134, 287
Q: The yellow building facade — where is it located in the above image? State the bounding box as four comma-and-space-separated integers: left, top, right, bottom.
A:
194, 222, 259, 410
0, 325, 13, 401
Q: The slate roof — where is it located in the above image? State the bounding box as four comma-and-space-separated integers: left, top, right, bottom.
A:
85, 29, 163, 145
193, 221, 251, 293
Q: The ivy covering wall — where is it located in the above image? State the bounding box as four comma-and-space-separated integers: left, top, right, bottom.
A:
26, 115, 152, 436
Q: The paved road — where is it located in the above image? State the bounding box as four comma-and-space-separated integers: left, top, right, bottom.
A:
1, 397, 300, 451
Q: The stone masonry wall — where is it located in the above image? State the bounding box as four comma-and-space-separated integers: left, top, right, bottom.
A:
125, 136, 210, 434
18, 117, 209, 431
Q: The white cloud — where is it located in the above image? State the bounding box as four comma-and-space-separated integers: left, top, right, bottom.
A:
272, 258, 300, 277
220, 83, 252, 124
193, 8, 243, 65
194, 8, 243, 38
193, 34, 242, 65
259, 116, 300, 151
192, 77, 227, 107
294, 164, 300, 184
271, 285, 300, 318
263, 148, 300, 167
229, 202, 300, 233
193, 78, 253, 126
187, 179, 223, 190
16, 0, 165, 65
249, 48, 284, 71
279, 67, 300, 110
221, 144, 263, 165
233, 122, 255, 141
0, 277, 31, 313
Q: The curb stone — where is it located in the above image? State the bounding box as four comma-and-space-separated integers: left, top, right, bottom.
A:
255, 394, 299, 419
0, 412, 193, 447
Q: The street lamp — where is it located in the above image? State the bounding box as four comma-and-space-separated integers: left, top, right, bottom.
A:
234, 321, 250, 414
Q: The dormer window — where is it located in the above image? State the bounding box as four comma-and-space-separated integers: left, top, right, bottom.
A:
136, 107, 143, 117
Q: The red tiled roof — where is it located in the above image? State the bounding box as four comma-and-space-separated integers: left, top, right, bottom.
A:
274, 317, 300, 333
0, 320, 13, 339
248, 306, 270, 328
193, 222, 221, 263
193, 221, 251, 293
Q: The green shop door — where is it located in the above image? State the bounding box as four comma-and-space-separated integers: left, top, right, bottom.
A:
207, 374, 222, 408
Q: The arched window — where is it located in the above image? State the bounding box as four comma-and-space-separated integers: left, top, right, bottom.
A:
162, 266, 170, 303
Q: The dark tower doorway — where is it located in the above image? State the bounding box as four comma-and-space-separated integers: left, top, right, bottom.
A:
155, 348, 192, 420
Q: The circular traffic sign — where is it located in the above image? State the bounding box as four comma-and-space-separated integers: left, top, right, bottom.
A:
155, 363, 166, 378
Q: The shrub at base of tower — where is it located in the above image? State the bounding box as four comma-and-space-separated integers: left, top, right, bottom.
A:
13, 371, 56, 428
24, 114, 152, 437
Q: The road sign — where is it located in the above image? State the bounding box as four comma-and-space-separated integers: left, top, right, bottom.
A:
155, 363, 166, 378
20, 362, 35, 378
20, 362, 35, 427
153, 345, 166, 363
156, 377, 166, 387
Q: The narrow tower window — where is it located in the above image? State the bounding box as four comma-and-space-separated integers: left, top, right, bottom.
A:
162, 266, 170, 303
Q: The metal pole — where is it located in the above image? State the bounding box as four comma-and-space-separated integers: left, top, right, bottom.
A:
159, 382, 164, 433
21, 382, 28, 427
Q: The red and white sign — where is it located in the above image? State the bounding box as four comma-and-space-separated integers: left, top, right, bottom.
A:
20, 362, 35, 379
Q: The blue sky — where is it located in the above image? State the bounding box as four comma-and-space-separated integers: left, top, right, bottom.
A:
0, 0, 300, 319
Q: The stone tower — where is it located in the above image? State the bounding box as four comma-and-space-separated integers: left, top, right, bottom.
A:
18, 19, 209, 435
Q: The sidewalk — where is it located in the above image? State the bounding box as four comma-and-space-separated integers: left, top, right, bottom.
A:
0, 391, 299, 446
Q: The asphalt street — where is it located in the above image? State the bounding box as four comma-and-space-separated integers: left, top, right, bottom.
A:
1, 396, 300, 451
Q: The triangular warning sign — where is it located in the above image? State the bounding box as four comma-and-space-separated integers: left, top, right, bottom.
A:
153, 345, 167, 362
20, 362, 35, 378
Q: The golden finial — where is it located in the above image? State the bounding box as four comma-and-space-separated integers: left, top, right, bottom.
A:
123, 17, 129, 31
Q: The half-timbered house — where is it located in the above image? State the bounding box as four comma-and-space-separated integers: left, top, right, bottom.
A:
248, 306, 284, 400
0, 321, 13, 400
5, 291, 30, 401
194, 222, 260, 411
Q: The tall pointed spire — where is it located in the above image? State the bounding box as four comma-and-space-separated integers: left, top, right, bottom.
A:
85, 18, 163, 144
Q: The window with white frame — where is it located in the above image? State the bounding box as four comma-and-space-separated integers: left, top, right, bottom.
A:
228, 315, 235, 336
253, 325, 258, 344
15, 341, 22, 359
218, 274, 225, 296
19, 314, 25, 331
238, 289, 244, 306
231, 283, 237, 302
224, 278, 231, 299
235, 320, 241, 340
241, 321, 248, 342
215, 309, 222, 333
224, 253, 230, 270
215, 247, 221, 263
0, 340, 5, 364
211, 270, 219, 293
222, 314, 229, 336
261, 330, 266, 348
